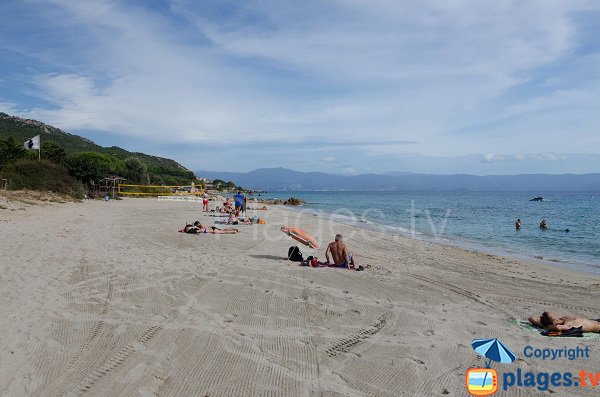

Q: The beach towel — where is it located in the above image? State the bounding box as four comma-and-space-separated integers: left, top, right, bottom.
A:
513, 320, 600, 338
299, 260, 364, 271
541, 327, 584, 337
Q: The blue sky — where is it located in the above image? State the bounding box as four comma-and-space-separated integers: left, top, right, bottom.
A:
1, 0, 600, 175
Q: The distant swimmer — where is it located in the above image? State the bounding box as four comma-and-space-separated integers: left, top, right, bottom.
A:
539, 219, 548, 230
515, 218, 522, 230
565, 228, 570, 233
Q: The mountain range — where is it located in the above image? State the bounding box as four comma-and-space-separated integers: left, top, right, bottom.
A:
198, 167, 600, 192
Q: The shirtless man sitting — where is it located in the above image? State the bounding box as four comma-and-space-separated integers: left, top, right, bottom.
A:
528, 311, 600, 333
325, 234, 356, 269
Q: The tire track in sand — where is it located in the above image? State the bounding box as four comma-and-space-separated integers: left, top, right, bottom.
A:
38, 259, 167, 397
325, 313, 388, 357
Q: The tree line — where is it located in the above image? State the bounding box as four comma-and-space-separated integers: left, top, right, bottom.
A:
0, 137, 151, 197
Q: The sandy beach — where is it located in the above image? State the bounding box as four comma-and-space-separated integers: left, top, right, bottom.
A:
1, 197, 599, 397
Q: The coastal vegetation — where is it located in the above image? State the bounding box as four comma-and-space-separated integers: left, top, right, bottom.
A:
0, 113, 197, 197
210, 179, 245, 192
0, 112, 196, 186
1, 159, 85, 198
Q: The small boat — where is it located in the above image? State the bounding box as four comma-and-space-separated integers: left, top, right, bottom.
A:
530, 196, 543, 201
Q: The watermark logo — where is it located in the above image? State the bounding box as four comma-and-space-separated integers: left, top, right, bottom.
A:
466, 338, 597, 394
466, 368, 498, 396
466, 338, 517, 396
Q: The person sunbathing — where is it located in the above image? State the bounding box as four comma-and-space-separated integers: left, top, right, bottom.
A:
183, 222, 239, 234
325, 234, 357, 269
528, 311, 600, 333
225, 214, 259, 225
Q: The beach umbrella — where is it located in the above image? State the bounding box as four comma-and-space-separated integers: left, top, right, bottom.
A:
471, 338, 516, 391
280, 226, 320, 249
471, 338, 516, 366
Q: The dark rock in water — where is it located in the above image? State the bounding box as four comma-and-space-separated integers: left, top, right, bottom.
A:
283, 197, 304, 205
254, 197, 304, 205
530, 196, 543, 201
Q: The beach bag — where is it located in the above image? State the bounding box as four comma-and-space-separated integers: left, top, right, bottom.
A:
288, 246, 303, 262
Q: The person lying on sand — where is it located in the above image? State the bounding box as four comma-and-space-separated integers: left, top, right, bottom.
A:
528, 311, 600, 333
194, 221, 239, 234
225, 214, 264, 225
183, 223, 239, 234
325, 234, 357, 269
226, 213, 253, 225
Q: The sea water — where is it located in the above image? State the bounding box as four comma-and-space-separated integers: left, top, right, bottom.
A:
255, 191, 600, 274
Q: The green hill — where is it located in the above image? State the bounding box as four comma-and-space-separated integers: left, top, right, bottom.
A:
0, 112, 195, 185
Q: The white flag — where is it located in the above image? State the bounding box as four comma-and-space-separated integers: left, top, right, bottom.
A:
24, 135, 40, 150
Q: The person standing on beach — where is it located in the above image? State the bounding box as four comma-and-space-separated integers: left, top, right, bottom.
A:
515, 218, 522, 230
242, 193, 247, 216
202, 193, 209, 212
234, 191, 244, 216
325, 234, 357, 269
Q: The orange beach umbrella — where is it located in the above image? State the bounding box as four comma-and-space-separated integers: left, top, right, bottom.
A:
280, 226, 320, 249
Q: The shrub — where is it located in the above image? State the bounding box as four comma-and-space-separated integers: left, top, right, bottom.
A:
42, 141, 66, 165
0, 159, 85, 198
65, 152, 125, 185
124, 157, 150, 184
0, 137, 27, 167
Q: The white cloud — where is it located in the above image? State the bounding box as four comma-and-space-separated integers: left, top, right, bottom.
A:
481, 153, 503, 163
323, 156, 336, 162
532, 153, 566, 161
0, 101, 19, 114
481, 152, 567, 163
2, 0, 599, 168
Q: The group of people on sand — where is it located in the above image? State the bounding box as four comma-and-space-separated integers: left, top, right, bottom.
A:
185, 202, 600, 333
515, 218, 569, 232
209, 192, 248, 216
182, 192, 265, 234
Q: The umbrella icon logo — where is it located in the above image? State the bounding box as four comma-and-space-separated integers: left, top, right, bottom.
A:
466, 338, 517, 396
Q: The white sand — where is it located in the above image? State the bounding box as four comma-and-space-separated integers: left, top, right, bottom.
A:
1, 197, 599, 396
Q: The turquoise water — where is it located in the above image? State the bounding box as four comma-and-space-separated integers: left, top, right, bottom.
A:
255, 191, 600, 274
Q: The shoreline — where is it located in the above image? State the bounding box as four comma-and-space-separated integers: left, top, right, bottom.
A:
274, 201, 600, 276
275, 203, 600, 281
2, 198, 599, 396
